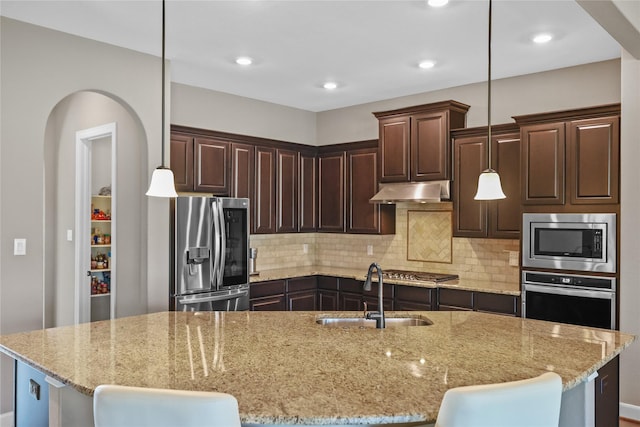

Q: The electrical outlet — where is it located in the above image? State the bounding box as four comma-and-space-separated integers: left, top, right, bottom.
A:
303, 243, 309, 254
508, 251, 519, 267
367, 245, 374, 256
29, 379, 40, 400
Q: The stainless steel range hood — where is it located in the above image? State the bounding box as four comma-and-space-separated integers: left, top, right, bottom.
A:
370, 181, 450, 204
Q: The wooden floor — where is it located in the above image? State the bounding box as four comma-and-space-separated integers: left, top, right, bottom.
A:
621, 418, 640, 427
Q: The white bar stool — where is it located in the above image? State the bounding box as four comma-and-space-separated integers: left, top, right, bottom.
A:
434, 372, 563, 427
93, 384, 241, 427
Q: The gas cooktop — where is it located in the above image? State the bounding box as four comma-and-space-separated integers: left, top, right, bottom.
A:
382, 269, 459, 283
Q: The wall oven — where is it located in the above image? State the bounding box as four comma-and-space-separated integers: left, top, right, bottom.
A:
522, 213, 616, 273
522, 271, 616, 329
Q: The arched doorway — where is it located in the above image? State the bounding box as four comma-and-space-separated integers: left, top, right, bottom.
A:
43, 91, 148, 327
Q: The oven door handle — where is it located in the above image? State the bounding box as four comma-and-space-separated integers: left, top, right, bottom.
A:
523, 283, 615, 300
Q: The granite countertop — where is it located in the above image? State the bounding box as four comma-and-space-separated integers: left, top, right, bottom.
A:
250, 266, 520, 296
0, 311, 634, 425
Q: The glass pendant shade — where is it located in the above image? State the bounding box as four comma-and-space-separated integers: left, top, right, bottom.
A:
474, 168, 506, 200
146, 167, 178, 198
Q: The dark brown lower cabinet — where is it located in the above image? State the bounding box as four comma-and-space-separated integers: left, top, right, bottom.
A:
595, 356, 619, 427
286, 276, 317, 311
249, 280, 286, 311
438, 288, 520, 316
438, 288, 473, 311
394, 286, 434, 311
318, 290, 339, 310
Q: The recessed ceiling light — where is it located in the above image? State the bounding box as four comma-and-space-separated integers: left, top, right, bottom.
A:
235, 56, 253, 66
427, 0, 449, 7
419, 60, 436, 69
323, 82, 338, 90
532, 33, 553, 44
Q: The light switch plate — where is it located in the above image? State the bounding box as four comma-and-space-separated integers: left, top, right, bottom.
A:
66, 229, 73, 241
303, 243, 308, 254
367, 245, 374, 256
14, 238, 26, 256
508, 251, 519, 267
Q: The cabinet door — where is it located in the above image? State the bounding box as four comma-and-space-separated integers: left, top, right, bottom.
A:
194, 137, 229, 194
595, 356, 619, 427
230, 143, 254, 199
474, 292, 520, 317
170, 133, 194, 192
453, 135, 488, 237
254, 146, 276, 234
379, 116, 410, 182
299, 153, 318, 232
347, 148, 394, 234
438, 288, 473, 311
521, 123, 565, 205
318, 152, 346, 232
276, 149, 299, 233
491, 132, 521, 238
339, 293, 363, 311
395, 285, 434, 311
567, 116, 619, 205
288, 290, 317, 311
318, 290, 339, 311
411, 111, 450, 181
230, 143, 255, 231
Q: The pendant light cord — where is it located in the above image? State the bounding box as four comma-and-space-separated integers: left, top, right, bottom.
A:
487, 0, 493, 171
161, 0, 166, 168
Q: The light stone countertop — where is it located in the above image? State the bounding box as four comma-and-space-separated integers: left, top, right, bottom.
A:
0, 311, 634, 425
250, 266, 520, 296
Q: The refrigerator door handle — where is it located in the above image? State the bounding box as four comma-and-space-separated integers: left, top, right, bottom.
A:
210, 199, 221, 288
217, 199, 226, 288
177, 291, 248, 305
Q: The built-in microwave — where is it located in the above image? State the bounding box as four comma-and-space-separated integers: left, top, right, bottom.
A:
522, 213, 616, 273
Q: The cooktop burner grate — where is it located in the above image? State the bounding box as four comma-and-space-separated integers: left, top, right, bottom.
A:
382, 269, 459, 282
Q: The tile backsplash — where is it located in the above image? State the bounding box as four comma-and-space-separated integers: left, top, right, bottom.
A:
250, 203, 520, 283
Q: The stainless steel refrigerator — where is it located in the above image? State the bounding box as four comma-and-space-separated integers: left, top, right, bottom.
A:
170, 196, 250, 311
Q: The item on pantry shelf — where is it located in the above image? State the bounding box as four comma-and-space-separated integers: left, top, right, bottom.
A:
99, 186, 111, 196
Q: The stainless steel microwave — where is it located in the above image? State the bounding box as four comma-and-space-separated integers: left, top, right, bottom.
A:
522, 213, 616, 273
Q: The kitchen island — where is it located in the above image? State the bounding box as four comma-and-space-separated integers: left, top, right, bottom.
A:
0, 311, 635, 427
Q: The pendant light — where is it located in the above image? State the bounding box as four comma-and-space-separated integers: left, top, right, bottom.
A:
146, 0, 178, 198
474, 0, 506, 201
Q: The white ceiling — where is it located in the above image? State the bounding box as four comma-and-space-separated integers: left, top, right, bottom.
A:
0, 0, 621, 112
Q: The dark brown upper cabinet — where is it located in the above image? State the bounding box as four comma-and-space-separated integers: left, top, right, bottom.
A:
374, 100, 469, 183
347, 145, 395, 234
299, 152, 318, 232
254, 146, 276, 234
194, 137, 230, 195
514, 104, 620, 209
230, 143, 255, 200
276, 149, 299, 233
170, 132, 194, 192
567, 116, 619, 205
452, 125, 521, 239
520, 122, 565, 205
318, 151, 346, 232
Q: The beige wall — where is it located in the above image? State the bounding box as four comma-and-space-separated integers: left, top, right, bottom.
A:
316, 60, 621, 145
0, 17, 164, 413
171, 82, 317, 145
620, 49, 640, 413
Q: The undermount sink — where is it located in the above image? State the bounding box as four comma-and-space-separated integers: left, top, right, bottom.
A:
316, 316, 432, 328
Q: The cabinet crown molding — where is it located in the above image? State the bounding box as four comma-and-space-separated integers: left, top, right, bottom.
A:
512, 103, 621, 125
372, 100, 471, 119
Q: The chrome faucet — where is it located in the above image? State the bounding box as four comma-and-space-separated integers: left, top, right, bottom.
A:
363, 262, 385, 329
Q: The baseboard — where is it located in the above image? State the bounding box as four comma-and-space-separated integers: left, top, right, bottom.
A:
621, 403, 640, 422
0, 412, 14, 427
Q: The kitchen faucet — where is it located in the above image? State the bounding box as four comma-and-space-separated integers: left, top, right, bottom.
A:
363, 262, 385, 329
